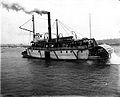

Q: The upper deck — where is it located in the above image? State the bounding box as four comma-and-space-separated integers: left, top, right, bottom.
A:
29, 37, 98, 51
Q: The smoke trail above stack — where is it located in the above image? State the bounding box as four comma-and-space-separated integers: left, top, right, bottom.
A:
1, 2, 48, 15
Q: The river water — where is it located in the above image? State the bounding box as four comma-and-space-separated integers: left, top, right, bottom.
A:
1, 46, 120, 96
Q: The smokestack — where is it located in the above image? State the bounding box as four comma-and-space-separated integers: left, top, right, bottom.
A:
47, 12, 51, 41
1, 2, 48, 15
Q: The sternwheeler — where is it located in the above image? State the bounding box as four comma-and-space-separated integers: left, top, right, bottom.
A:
21, 12, 112, 62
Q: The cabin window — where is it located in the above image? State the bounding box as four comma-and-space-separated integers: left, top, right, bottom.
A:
70, 50, 72, 53
60, 51, 62, 53
66, 51, 68, 53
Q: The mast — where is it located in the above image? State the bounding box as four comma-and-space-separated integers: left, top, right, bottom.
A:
56, 19, 59, 42
47, 12, 51, 41
89, 13, 92, 39
32, 15, 35, 41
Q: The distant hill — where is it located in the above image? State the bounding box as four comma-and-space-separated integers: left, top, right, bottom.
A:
97, 38, 120, 45
0, 44, 30, 47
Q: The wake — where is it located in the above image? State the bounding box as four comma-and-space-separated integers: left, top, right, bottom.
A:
109, 52, 120, 64
100, 44, 120, 64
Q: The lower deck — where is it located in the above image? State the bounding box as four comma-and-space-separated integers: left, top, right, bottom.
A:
25, 48, 109, 60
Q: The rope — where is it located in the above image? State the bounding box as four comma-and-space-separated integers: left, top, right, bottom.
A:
58, 21, 70, 35
59, 20, 84, 38
20, 19, 32, 27
51, 21, 56, 30
59, 21, 72, 32
20, 15, 85, 39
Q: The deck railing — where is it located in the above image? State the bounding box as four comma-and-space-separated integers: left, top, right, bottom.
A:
28, 46, 91, 51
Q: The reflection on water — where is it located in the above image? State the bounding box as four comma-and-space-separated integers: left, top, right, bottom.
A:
118, 64, 120, 93
1, 47, 120, 96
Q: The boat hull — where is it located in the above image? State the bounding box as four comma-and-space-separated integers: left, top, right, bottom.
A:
21, 45, 111, 63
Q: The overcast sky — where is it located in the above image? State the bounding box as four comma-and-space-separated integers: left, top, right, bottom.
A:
1, 0, 120, 44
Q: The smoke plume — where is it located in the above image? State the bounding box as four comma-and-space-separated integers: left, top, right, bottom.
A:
1, 2, 48, 15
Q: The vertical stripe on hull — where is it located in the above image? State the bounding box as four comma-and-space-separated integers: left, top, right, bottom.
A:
50, 50, 77, 59
29, 50, 45, 58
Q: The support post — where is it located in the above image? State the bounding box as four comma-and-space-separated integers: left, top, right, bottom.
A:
89, 13, 92, 39
45, 51, 50, 60
56, 19, 59, 42
32, 15, 35, 41
45, 12, 52, 60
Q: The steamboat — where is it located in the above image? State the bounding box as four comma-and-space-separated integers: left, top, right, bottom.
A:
21, 12, 112, 62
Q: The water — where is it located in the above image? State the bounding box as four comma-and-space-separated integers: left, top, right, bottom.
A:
1, 46, 120, 96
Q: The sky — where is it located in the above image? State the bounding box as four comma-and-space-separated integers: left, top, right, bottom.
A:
1, 0, 120, 44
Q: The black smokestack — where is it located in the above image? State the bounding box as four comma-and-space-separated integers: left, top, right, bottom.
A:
1, 2, 48, 15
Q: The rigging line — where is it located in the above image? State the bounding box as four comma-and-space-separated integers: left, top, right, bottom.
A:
59, 21, 78, 38
59, 21, 77, 37
59, 21, 72, 32
58, 26, 63, 34
51, 21, 56, 30
28, 24, 32, 45
51, 21, 56, 36
20, 19, 32, 27
60, 23, 70, 35
59, 20, 76, 32
59, 22, 70, 35
59, 20, 84, 37
58, 21, 70, 32
29, 29, 31, 44
55, 22, 64, 35
57, 26, 64, 35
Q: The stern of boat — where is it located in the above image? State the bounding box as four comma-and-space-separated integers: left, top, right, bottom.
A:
89, 44, 113, 61
99, 44, 114, 58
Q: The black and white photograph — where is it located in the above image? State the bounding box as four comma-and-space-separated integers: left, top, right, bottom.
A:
1, 0, 120, 96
